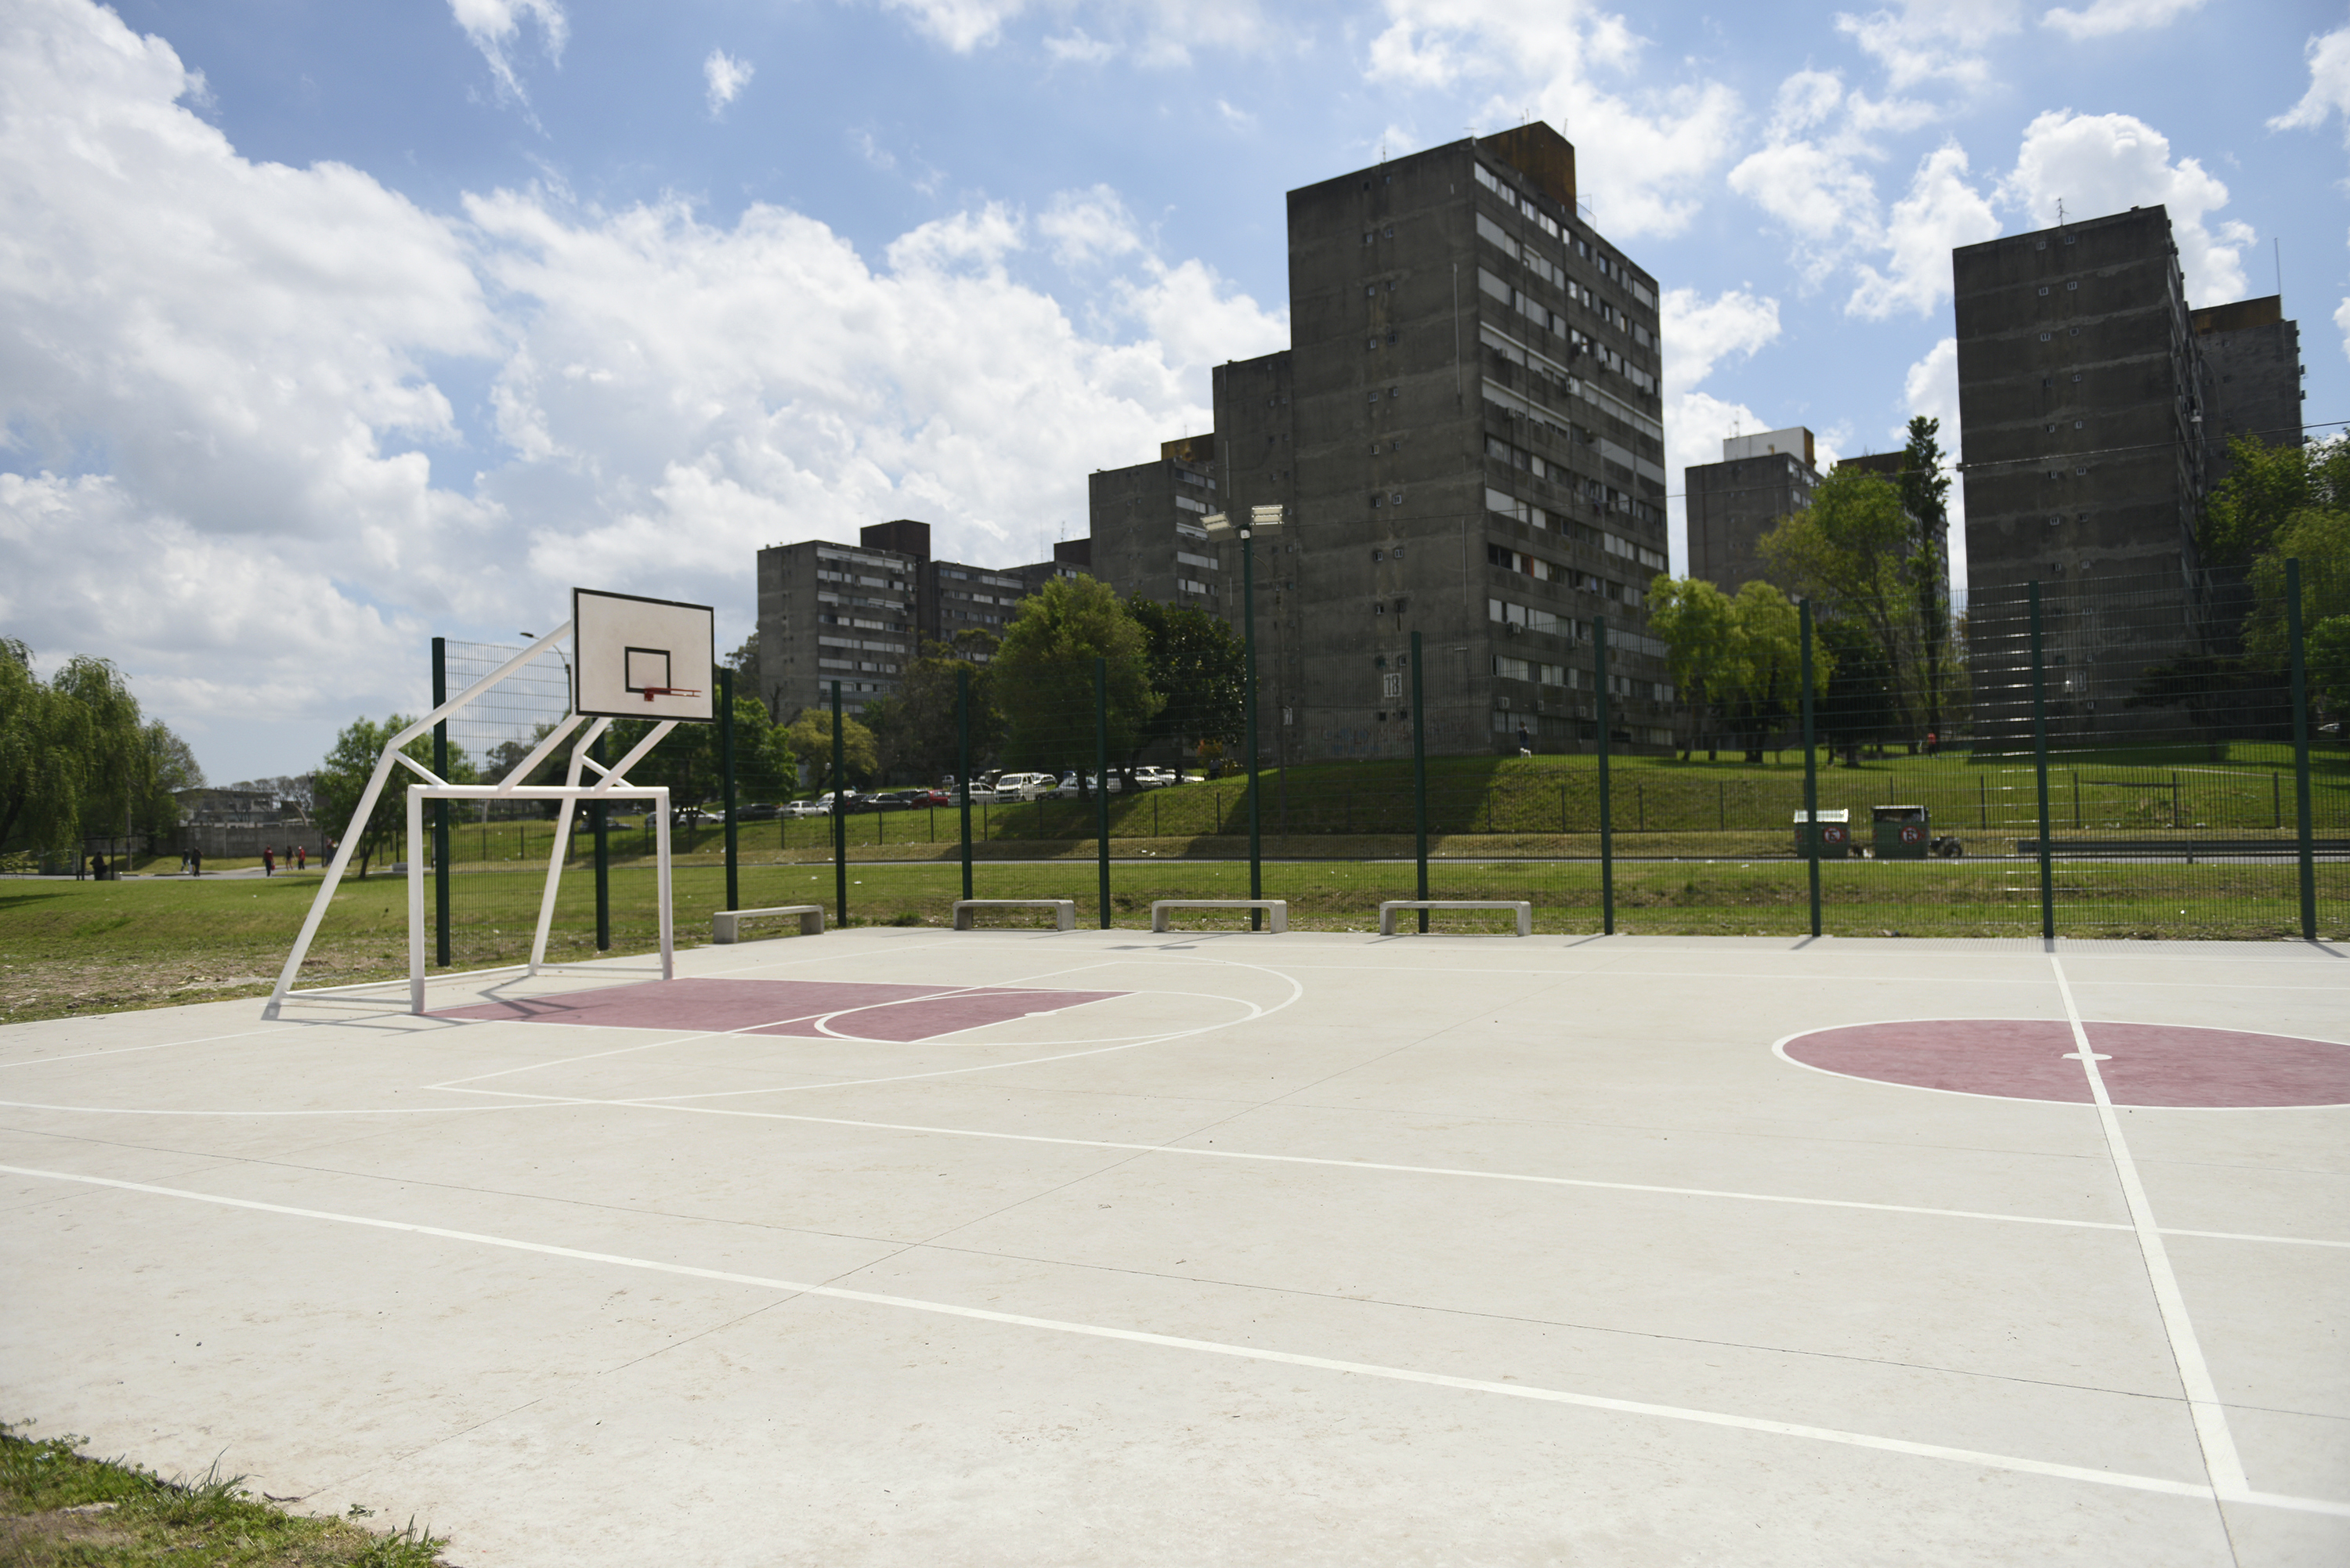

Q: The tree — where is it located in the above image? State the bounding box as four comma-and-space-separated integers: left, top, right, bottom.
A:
2246, 507, 2350, 669
1645, 576, 1735, 759
725, 632, 767, 718
991, 575, 1162, 797
865, 630, 1001, 787
313, 717, 471, 877
1815, 616, 1899, 764
2202, 433, 2350, 569
0, 643, 202, 857
782, 708, 877, 792
1715, 583, 1831, 763
0, 639, 85, 854
1896, 416, 1955, 744
1124, 595, 1242, 775
1758, 468, 1921, 745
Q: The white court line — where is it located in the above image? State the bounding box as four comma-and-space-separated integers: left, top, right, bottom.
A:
421, 1089, 2350, 1251
0, 1025, 287, 1071
4, 1162, 2343, 1518
2051, 956, 2253, 1506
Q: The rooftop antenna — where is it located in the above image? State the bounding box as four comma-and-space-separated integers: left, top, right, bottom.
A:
2055, 197, 2067, 229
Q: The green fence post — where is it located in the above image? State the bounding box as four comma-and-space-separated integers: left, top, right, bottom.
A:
591, 730, 610, 952
2289, 558, 2317, 939
1243, 526, 1263, 930
957, 667, 974, 903
1799, 602, 1820, 939
1095, 658, 1112, 929
720, 667, 739, 914
431, 636, 450, 968
1411, 630, 1429, 932
2029, 582, 2055, 941
831, 681, 848, 929
1596, 616, 1614, 934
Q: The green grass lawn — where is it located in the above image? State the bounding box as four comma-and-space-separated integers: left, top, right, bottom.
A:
7, 841, 2340, 1024
0, 1420, 449, 1566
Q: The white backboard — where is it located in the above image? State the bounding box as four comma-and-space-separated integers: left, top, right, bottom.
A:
573, 588, 716, 723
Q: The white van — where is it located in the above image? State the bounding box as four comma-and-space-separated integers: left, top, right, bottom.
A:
992, 772, 1058, 803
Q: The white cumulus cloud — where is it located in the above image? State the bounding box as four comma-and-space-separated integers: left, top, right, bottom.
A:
2270, 23, 2350, 145
1846, 143, 2001, 318
878, 0, 1271, 66
2001, 109, 2251, 303
1365, 0, 1743, 238
446, 0, 566, 101
1658, 287, 1784, 569
703, 49, 753, 115
1834, 0, 2023, 91
1, 0, 1290, 778
2041, 0, 2204, 42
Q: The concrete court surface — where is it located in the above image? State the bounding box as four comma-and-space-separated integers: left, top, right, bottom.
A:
2, 929, 2345, 1566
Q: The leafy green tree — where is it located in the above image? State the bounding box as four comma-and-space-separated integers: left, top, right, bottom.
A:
2246, 507, 2350, 667
1816, 616, 1899, 763
0, 639, 85, 854
1124, 595, 1242, 776
1759, 468, 1920, 744
992, 575, 1161, 797
1896, 416, 1955, 742
782, 708, 877, 792
314, 717, 471, 877
1716, 582, 1831, 763
2203, 433, 2350, 569
1645, 576, 1735, 759
864, 630, 1001, 787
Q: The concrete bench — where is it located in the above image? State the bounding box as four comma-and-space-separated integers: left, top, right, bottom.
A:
953, 898, 1076, 931
1150, 899, 1288, 934
712, 905, 825, 943
1378, 900, 1533, 937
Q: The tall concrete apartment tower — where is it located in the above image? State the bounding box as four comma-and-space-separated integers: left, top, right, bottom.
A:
1202, 125, 1672, 763
1954, 206, 2213, 742
2191, 294, 2304, 485
1683, 426, 1820, 595
1087, 435, 1225, 615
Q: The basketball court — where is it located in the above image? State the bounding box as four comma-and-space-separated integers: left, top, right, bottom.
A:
2, 928, 2344, 1565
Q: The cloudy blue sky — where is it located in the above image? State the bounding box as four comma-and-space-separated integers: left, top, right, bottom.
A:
3, 0, 2345, 781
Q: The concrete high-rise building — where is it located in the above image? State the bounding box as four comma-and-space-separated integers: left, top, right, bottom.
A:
1954, 206, 2214, 742
2192, 294, 2304, 486
1955, 206, 2211, 591
1086, 435, 1225, 616
1683, 427, 1818, 594
755, 536, 920, 721
1128, 124, 1672, 762
756, 521, 1086, 721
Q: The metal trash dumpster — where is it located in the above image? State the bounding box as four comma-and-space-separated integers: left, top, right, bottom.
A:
1872, 805, 1930, 860
1793, 808, 1851, 859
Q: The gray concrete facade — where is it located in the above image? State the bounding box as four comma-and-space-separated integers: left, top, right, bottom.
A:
1685, 427, 1819, 595
2192, 294, 2303, 489
1954, 206, 2213, 745
754, 539, 919, 721
1086, 435, 1224, 617
1190, 125, 1674, 764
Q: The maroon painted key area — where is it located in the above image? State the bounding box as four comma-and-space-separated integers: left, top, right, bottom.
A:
432, 977, 1126, 1042
1781, 1018, 2350, 1107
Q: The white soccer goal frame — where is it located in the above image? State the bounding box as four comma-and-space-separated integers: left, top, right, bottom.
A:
262, 621, 682, 1019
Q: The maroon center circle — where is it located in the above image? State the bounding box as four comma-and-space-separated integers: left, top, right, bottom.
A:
1781, 1020, 2350, 1108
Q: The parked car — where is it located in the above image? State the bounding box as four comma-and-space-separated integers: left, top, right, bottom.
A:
906, 788, 951, 807
869, 789, 927, 811
1050, 772, 1126, 799
781, 797, 830, 818
992, 771, 1058, 803
670, 805, 714, 826
1132, 767, 1177, 789
736, 802, 780, 821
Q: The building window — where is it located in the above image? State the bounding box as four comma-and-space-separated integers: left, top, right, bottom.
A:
1373, 603, 1386, 615
2039, 331, 2052, 341
2072, 372, 2084, 382
1393, 545, 1405, 558
2067, 280, 2078, 290
1372, 548, 1383, 561
1369, 493, 1381, 508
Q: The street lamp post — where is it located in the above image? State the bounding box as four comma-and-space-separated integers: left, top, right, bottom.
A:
1203, 504, 1282, 929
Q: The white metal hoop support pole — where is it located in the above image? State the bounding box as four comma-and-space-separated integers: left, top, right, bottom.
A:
529, 717, 611, 975
262, 625, 573, 1020
407, 786, 427, 1014
655, 793, 674, 979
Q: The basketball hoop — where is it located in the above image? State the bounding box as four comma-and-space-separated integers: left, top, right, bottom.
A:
641, 685, 703, 703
